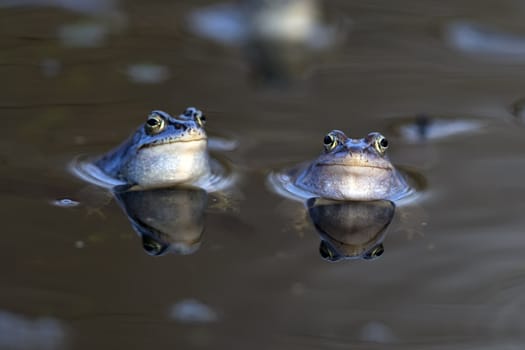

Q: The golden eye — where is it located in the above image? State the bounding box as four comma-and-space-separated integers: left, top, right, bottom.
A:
145, 114, 166, 135
374, 135, 389, 154
323, 133, 337, 152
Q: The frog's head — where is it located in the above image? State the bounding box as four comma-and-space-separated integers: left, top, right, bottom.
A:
316, 130, 393, 171
295, 130, 405, 201
119, 107, 210, 187
134, 107, 207, 150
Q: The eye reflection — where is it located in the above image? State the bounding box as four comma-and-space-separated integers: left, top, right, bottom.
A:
363, 244, 385, 260
142, 234, 169, 256
319, 240, 343, 262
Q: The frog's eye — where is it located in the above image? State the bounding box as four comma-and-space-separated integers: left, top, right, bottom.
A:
374, 135, 389, 154
323, 133, 338, 152
183, 107, 206, 127
194, 112, 206, 128
145, 114, 166, 135
363, 244, 384, 260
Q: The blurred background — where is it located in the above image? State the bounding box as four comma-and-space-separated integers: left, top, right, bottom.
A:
2, 0, 525, 349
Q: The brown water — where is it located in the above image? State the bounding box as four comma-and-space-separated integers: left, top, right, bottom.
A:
3, 0, 525, 349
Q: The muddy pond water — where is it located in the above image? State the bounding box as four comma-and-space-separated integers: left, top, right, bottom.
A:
2, 0, 525, 349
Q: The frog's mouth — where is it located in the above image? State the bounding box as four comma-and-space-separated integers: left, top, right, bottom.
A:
138, 137, 207, 150
317, 162, 391, 171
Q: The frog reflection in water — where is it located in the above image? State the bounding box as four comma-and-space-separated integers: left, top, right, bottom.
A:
114, 187, 208, 256
95, 107, 210, 188
291, 130, 410, 201
307, 198, 395, 261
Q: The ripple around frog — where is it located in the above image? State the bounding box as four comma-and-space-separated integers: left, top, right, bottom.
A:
70, 153, 237, 193
267, 163, 426, 206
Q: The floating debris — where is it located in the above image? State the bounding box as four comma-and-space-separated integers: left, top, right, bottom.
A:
389, 114, 485, 143
125, 64, 170, 84
51, 199, 80, 208
445, 21, 525, 60
169, 299, 218, 324
0, 311, 68, 350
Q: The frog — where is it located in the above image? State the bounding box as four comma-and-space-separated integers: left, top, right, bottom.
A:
269, 130, 412, 202
94, 107, 212, 189
268, 130, 423, 261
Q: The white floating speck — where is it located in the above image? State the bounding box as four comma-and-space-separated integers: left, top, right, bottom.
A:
51, 199, 80, 208
169, 299, 218, 324
126, 64, 170, 84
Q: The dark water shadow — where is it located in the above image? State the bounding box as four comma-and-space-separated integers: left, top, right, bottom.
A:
114, 186, 207, 256
306, 198, 396, 262
510, 97, 525, 125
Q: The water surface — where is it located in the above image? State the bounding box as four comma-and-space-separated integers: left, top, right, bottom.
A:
2, 0, 525, 349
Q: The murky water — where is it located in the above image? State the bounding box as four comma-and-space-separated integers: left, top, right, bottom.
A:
3, 0, 525, 349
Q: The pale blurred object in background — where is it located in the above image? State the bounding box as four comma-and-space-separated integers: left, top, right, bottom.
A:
0, 311, 68, 350
125, 64, 171, 84
445, 20, 525, 61
170, 299, 219, 324
0, 0, 118, 16
187, 0, 349, 83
